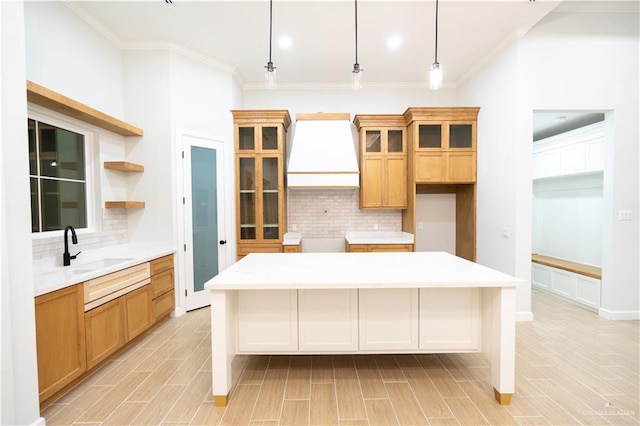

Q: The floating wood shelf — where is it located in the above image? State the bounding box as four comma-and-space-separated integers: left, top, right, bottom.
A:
104, 162, 144, 172
105, 201, 145, 209
26, 81, 144, 137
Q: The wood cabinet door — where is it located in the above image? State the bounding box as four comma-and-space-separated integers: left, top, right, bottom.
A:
385, 156, 407, 208
35, 284, 86, 403
153, 290, 175, 321
85, 297, 126, 369
125, 285, 153, 341
447, 152, 476, 182
151, 268, 174, 299
415, 152, 446, 183
361, 157, 384, 208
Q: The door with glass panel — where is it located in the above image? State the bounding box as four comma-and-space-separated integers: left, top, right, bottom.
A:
182, 134, 226, 311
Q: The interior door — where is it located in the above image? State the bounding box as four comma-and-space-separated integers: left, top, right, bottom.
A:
182, 134, 226, 311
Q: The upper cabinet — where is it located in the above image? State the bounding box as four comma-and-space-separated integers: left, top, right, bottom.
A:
532, 121, 604, 180
232, 110, 291, 260
404, 107, 479, 183
353, 114, 407, 209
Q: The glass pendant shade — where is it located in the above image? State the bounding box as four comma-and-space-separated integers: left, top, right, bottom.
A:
430, 62, 442, 90
351, 63, 363, 90
265, 62, 277, 89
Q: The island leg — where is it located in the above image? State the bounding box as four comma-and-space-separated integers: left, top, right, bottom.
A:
483, 286, 516, 405
210, 289, 236, 406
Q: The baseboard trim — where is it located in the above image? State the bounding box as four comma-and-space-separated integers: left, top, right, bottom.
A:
516, 311, 534, 322
598, 308, 640, 320
31, 417, 46, 426
171, 307, 186, 318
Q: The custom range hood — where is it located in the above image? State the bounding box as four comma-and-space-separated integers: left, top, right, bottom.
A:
287, 113, 360, 189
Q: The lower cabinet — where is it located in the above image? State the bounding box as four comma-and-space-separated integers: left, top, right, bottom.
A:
150, 255, 175, 321
125, 285, 153, 341
419, 288, 481, 351
298, 289, 358, 352
35, 284, 86, 403
359, 289, 419, 350
237, 290, 298, 352
236, 287, 481, 353
35, 255, 175, 404
85, 297, 126, 369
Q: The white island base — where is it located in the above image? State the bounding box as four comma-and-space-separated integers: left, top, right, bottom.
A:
205, 252, 519, 406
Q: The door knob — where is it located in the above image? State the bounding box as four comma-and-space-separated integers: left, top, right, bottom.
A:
219, 240, 227, 245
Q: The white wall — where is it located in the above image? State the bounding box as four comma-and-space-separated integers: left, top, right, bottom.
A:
24, 2, 124, 119
520, 8, 639, 319
459, 5, 639, 319
533, 174, 603, 266
457, 40, 526, 316
1, 1, 42, 424
243, 86, 458, 118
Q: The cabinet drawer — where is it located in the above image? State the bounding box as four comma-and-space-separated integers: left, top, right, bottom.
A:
151, 254, 174, 276
153, 289, 175, 321
237, 243, 283, 259
151, 268, 174, 298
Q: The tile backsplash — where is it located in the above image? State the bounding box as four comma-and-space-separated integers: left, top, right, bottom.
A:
287, 189, 401, 238
32, 208, 129, 260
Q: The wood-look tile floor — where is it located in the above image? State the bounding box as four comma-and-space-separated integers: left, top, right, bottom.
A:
42, 289, 640, 425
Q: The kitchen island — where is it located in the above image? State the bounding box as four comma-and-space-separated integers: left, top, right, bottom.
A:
204, 251, 520, 406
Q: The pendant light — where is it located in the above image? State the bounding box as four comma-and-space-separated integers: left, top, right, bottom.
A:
351, 0, 363, 90
264, 0, 277, 89
429, 0, 443, 90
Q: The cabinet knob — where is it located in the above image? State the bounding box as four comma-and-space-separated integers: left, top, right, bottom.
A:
219, 240, 227, 245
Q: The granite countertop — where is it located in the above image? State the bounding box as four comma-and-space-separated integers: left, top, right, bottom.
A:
345, 231, 414, 245
204, 251, 521, 291
33, 242, 176, 297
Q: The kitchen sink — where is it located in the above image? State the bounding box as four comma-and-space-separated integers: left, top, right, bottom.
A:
71, 257, 135, 274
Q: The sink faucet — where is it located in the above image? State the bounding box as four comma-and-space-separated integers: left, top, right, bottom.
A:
63, 225, 81, 266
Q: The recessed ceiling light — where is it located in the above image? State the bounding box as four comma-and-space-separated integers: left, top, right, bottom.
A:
387, 35, 402, 50
278, 36, 292, 49
554, 115, 568, 122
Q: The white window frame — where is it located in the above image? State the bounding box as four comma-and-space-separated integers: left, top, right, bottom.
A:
28, 104, 99, 239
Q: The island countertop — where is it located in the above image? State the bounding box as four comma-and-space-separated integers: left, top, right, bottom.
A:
204, 251, 521, 290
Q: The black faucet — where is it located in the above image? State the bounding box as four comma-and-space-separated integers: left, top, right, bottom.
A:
63, 225, 81, 266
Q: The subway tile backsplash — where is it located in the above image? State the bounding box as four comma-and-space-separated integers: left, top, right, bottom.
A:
287, 189, 401, 238
32, 208, 129, 259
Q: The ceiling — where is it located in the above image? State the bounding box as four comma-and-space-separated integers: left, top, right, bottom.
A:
65, 0, 562, 88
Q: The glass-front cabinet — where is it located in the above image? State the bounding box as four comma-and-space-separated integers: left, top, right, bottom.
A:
354, 115, 407, 209
404, 108, 479, 183
232, 110, 291, 259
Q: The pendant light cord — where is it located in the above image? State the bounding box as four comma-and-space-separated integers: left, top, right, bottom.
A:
268, 0, 273, 63
354, 0, 359, 66
434, 0, 439, 63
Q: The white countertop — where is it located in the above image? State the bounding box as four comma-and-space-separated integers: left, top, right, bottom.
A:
204, 251, 520, 291
345, 231, 414, 245
33, 242, 176, 297
282, 232, 301, 245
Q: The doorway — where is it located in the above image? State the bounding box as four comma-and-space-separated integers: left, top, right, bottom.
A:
181, 133, 227, 311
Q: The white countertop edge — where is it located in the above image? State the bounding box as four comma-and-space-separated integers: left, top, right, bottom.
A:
34, 242, 176, 297
206, 281, 521, 291
204, 252, 522, 291
282, 232, 302, 245
345, 231, 414, 245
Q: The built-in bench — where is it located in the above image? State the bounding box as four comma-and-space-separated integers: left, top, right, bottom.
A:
531, 254, 601, 310
531, 254, 602, 280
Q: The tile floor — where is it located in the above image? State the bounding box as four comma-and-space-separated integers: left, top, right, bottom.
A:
42, 289, 639, 425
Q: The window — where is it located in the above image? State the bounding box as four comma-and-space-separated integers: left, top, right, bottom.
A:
28, 118, 88, 232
